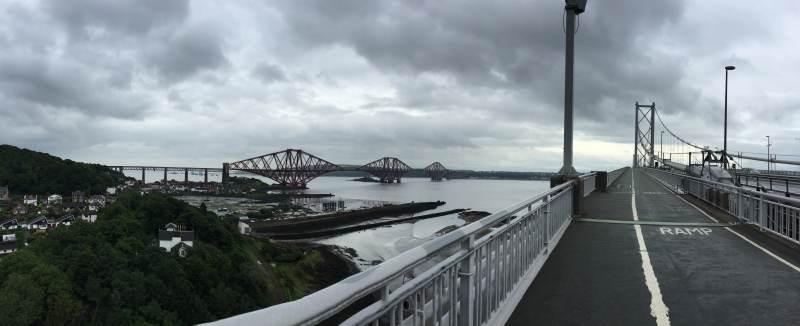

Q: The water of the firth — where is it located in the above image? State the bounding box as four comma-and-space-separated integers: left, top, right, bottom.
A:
306, 177, 550, 268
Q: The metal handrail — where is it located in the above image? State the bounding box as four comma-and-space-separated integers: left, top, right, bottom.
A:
204, 176, 584, 326
645, 168, 800, 245
581, 172, 597, 197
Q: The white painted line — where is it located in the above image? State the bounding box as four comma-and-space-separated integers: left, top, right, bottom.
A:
631, 169, 671, 326
644, 170, 800, 273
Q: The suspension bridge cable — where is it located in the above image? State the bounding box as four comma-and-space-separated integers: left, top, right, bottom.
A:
654, 108, 706, 150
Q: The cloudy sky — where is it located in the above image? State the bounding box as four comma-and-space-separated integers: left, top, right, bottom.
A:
1, 0, 798, 172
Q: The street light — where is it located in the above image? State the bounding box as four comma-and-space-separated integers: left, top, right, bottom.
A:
558, 0, 588, 176
766, 135, 771, 173
723, 65, 735, 168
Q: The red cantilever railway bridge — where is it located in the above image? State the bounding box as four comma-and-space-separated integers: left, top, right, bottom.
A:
223, 149, 448, 188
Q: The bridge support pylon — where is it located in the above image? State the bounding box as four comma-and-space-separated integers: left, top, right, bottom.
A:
633, 102, 656, 168
222, 163, 230, 185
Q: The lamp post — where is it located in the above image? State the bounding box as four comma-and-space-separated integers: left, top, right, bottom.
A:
723, 65, 735, 168
766, 135, 771, 173
558, 0, 587, 176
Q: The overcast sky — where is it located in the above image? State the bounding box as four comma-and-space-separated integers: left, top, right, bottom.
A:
1, 0, 798, 172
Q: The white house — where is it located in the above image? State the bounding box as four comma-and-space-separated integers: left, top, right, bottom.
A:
23, 194, 37, 205
158, 223, 194, 257
48, 214, 76, 228
105, 187, 117, 196
47, 194, 62, 206
24, 216, 48, 230
80, 212, 98, 223
238, 218, 251, 235
0, 218, 19, 230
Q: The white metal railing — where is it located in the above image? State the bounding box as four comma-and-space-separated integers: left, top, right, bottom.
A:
581, 172, 597, 197
736, 169, 800, 178
607, 167, 630, 187
646, 168, 800, 245
204, 180, 578, 326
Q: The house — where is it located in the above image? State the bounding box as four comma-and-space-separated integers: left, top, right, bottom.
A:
158, 223, 194, 257
24, 216, 48, 230
79, 212, 98, 223
48, 214, 76, 228
238, 218, 251, 235
11, 204, 27, 216
23, 195, 37, 205
0, 186, 9, 201
0, 234, 17, 256
88, 195, 106, 212
105, 187, 117, 196
0, 218, 19, 230
88, 195, 105, 205
47, 194, 63, 206
71, 191, 86, 203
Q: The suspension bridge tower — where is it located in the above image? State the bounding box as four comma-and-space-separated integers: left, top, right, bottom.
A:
633, 102, 656, 168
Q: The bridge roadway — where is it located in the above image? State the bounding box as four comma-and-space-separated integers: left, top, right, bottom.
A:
508, 168, 800, 325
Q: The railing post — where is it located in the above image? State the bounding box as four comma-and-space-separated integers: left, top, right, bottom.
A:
458, 235, 476, 326
758, 194, 765, 232
737, 189, 744, 224
543, 194, 551, 253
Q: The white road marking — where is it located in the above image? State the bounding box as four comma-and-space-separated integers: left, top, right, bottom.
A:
659, 227, 712, 236
631, 170, 671, 326
644, 170, 800, 273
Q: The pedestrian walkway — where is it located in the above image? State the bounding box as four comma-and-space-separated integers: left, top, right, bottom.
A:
508, 168, 800, 326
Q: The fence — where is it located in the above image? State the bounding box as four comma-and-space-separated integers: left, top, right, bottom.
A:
204, 179, 579, 326
645, 168, 800, 245
581, 172, 597, 197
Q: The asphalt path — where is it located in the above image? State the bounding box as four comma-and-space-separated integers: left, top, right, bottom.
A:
508, 168, 800, 326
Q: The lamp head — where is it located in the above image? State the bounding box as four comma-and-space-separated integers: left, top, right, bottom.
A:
725, 66, 736, 70
565, 0, 587, 14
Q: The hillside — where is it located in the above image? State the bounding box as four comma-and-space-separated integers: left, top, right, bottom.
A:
0, 144, 125, 195
0, 192, 355, 325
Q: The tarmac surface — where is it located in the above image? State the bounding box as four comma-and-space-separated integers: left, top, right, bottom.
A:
507, 168, 800, 326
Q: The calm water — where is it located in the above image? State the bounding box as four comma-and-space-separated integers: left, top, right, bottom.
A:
307, 177, 550, 268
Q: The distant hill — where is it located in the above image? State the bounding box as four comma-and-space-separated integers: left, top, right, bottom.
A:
0, 144, 125, 195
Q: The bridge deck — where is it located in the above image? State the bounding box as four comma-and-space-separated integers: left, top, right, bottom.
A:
508, 168, 800, 325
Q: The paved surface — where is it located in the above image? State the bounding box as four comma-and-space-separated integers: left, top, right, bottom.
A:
508, 168, 800, 326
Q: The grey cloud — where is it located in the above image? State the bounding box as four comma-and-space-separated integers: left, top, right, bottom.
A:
252, 63, 288, 84
45, 0, 189, 38
0, 56, 150, 119
144, 27, 229, 83
272, 1, 689, 137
